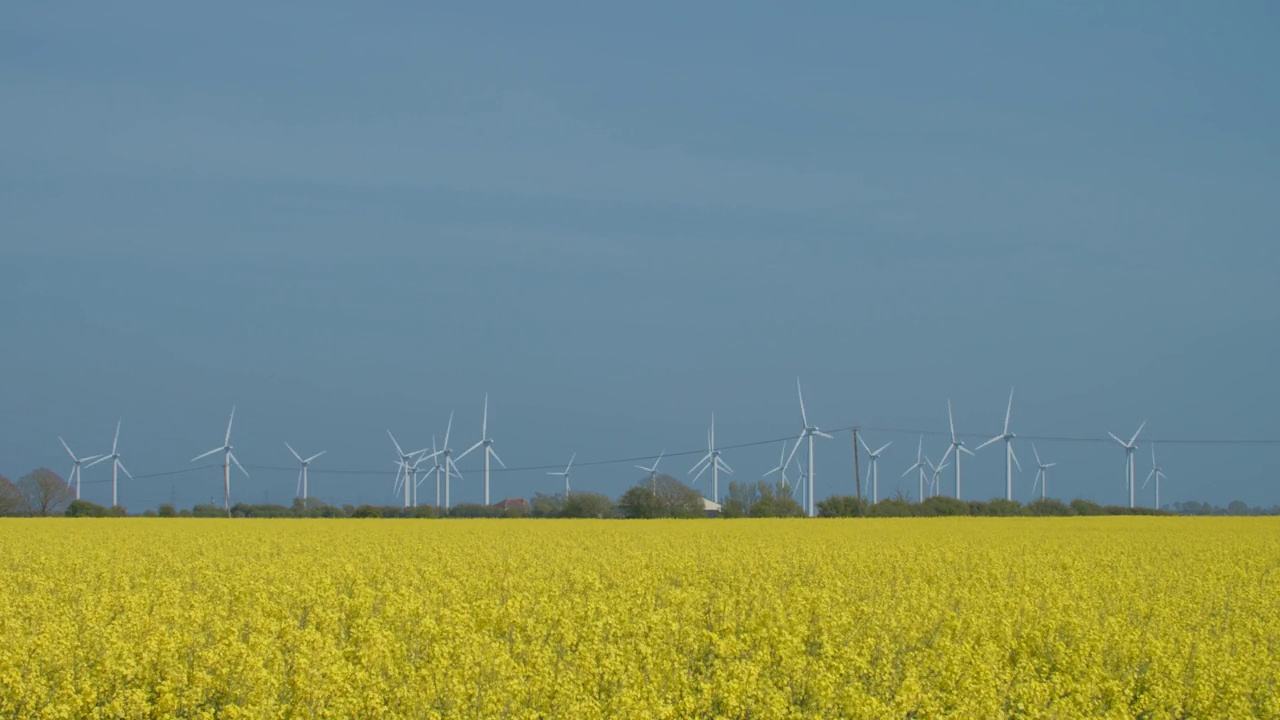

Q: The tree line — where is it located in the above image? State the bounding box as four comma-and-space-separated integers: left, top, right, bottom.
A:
3, 467, 1276, 518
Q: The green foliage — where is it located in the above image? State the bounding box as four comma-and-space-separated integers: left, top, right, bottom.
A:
530, 493, 564, 518
65, 499, 113, 517
984, 498, 1026, 517
869, 498, 914, 517
1070, 499, 1104, 516
351, 505, 382, 519
1026, 498, 1073, 516
721, 481, 802, 518
560, 492, 616, 519
19, 468, 74, 516
410, 505, 439, 519
0, 475, 20, 516
157, 503, 178, 518
817, 495, 869, 517
448, 504, 505, 518
618, 475, 704, 518
916, 496, 970, 517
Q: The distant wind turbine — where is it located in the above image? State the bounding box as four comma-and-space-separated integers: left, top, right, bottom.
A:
1143, 443, 1167, 509
58, 437, 100, 502
902, 435, 929, 502
976, 388, 1020, 501
926, 456, 949, 498
635, 450, 665, 494
458, 394, 506, 506
1031, 444, 1056, 500
547, 453, 576, 497
388, 430, 432, 509
937, 399, 974, 499
764, 440, 793, 496
436, 412, 465, 509
191, 408, 248, 517
285, 442, 325, 501
1108, 421, 1145, 508
690, 415, 733, 502
784, 379, 833, 517
86, 420, 133, 508
858, 435, 890, 504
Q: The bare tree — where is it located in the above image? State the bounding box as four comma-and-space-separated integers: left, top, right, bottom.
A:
0, 475, 21, 516
18, 468, 73, 516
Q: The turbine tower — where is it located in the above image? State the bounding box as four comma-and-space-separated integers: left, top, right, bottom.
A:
902, 435, 929, 503
1143, 443, 1167, 509
191, 408, 249, 517
1108, 421, 1145, 508
58, 437, 100, 501
1031, 444, 1056, 500
784, 379, 833, 517
857, 435, 890, 504
690, 414, 733, 502
87, 420, 133, 508
285, 442, 325, 501
937, 399, 974, 499
635, 450, 665, 494
976, 388, 1020, 500
458, 394, 506, 506
547, 453, 576, 497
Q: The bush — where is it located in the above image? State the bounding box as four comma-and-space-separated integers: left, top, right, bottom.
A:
1026, 498, 1073, 516
157, 503, 177, 518
870, 498, 913, 517
1070, 499, 1104, 516
984, 498, 1026, 517
917, 496, 970, 517
65, 499, 113, 517
817, 495, 868, 518
351, 505, 382, 519
560, 493, 616, 519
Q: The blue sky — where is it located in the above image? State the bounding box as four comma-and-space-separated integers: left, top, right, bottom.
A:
2, 2, 1277, 510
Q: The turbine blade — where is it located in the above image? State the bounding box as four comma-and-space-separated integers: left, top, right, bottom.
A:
116, 460, 133, 480
948, 399, 956, 440
225, 407, 235, 445
797, 377, 808, 427
1033, 443, 1042, 467
85, 455, 110, 468
443, 411, 454, 449
458, 440, 484, 461
229, 452, 249, 478
960, 446, 975, 456
816, 431, 834, 440
1004, 387, 1014, 434
489, 448, 507, 469
858, 435, 872, 454
387, 430, 405, 458
285, 442, 303, 463
565, 453, 576, 471
191, 447, 222, 462
784, 435, 804, 472
1010, 445, 1022, 472
1128, 420, 1146, 446
975, 435, 1002, 451
305, 451, 326, 463
59, 437, 75, 460
113, 418, 122, 452
481, 393, 489, 438
716, 457, 734, 474
692, 463, 709, 482
689, 453, 712, 475
939, 445, 954, 466
1108, 432, 1126, 447
902, 462, 921, 478
874, 442, 892, 455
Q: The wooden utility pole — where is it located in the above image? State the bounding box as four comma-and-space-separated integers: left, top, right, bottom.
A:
852, 428, 862, 504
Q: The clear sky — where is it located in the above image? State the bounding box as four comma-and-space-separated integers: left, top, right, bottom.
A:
2, 2, 1277, 510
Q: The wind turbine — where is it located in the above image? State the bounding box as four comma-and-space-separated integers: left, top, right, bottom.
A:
635, 450, 665, 494
458, 394, 506, 506
690, 414, 733, 502
1143, 443, 1167, 509
1031, 444, 1056, 500
858, 435, 890, 504
902, 435, 929, 503
927, 456, 949, 498
1108, 421, 1145, 508
436, 412, 465, 509
285, 442, 325, 501
191, 408, 248, 517
58, 437, 100, 501
784, 379, 833, 517
86, 420, 133, 508
388, 430, 432, 509
764, 440, 793, 496
547, 453, 576, 497
937, 399, 975, 499
976, 388, 1020, 501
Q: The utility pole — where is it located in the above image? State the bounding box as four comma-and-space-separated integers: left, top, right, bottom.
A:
852, 428, 862, 504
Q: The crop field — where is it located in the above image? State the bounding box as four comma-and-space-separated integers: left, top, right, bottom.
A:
1, 518, 1278, 719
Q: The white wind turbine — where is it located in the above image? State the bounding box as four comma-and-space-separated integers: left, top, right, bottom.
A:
191, 408, 249, 517
1143, 443, 1167, 509
1108, 421, 1145, 508
547, 453, 576, 497
937, 399, 975, 499
927, 456, 949, 498
1031, 444, 1055, 500
976, 388, 1021, 501
858, 435, 890, 504
458, 395, 506, 506
764, 440, 793, 496
784, 379, 833, 517
902, 435, 929, 502
436, 412, 465, 509
635, 450, 665, 494
690, 414, 733, 502
86, 420, 133, 508
58, 437, 100, 502
387, 430, 432, 509
285, 442, 325, 501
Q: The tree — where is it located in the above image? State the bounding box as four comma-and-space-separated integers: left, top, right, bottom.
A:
157, 503, 178, 517
869, 497, 913, 517
618, 475, 704, 518
0, 475, 21, 516
984, 498, 1025, 517
561, 492, 616, 519
1069, 499, 1104, 516
65, 499, 111, 517
721, 481, 753, 518
817, 495, 869, 517
351, 505, 382, 518
530, 492, 565, 518
1026, 498, 1072, 516
19, 468, 73, 516
747, 481, 804, 518
916, 496, 969, 517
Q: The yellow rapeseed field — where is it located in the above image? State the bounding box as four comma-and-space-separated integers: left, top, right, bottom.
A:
1, 518, 1278, 719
